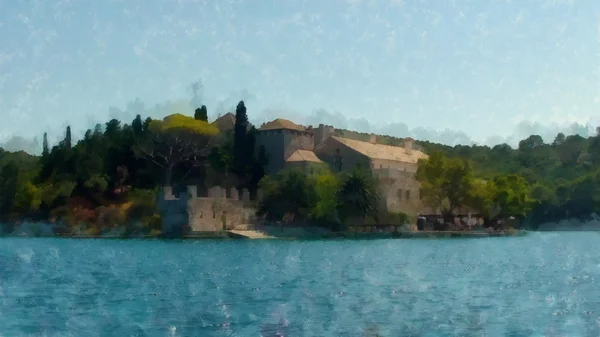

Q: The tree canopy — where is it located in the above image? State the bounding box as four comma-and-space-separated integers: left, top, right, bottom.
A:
1, 99, 600, 234
0, 102, 265, 235
415, 130, 600, 228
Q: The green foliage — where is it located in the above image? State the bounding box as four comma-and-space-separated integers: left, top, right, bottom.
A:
13, 180, 42, 214
149, 113, 219, 136
194, 105, 209, 122
491, 174, 534, 219
416, 133, 600, 228
142, 113, 219, 185
415, 151, 447, 212
84, 174, 109, 194
258, 168, 381, 229
336, 168, 380, 223
258, 169, 317, 221
309, 170, 341, 221
416, 151, 475, 215
1, 100, 600, 234
124, 189, 161, 234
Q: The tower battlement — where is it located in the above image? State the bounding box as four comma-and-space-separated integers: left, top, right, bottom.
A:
159, 185, 263, 202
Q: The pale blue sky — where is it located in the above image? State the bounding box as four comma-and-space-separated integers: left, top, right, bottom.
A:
1, 0, 600, 152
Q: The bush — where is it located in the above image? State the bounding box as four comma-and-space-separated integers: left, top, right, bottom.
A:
386, 211, 411, 225
149, 229, 162, 237
125, 189, 160, 233
95, 206, 125, 229
83, 226, 100, 236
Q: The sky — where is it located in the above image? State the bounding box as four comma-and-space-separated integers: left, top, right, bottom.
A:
1, 0, 600, 153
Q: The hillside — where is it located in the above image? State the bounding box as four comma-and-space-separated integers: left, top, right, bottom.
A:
0, 108, 598, 232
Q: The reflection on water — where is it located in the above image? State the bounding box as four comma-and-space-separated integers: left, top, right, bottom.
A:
0, 233, 599, 336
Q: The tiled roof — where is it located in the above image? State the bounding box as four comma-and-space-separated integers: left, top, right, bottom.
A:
286, 150, 323, 163
259, 118, 306, 131
212, 112, 253, 131
211, 112, 236, 130
330, 136, 428, 163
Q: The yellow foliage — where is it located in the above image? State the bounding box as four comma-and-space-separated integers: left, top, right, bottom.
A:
309, 171, 341, 220
13, 180, 42, 213
149, 229, 162, 237
83, 227, 100, 236
149, 114, 219, 137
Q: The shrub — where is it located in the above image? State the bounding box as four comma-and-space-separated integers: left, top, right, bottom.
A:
95, 206, 125, 229
83, 226, 100, 236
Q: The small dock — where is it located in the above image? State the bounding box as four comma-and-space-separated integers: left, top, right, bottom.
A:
227, 230, 276, 239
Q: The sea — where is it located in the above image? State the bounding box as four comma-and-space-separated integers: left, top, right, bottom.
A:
0, 232, 599, 336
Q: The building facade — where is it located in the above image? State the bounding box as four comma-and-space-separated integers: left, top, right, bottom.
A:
254, 119, 430, 216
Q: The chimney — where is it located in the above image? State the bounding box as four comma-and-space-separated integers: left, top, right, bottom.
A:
369, 134, 377, 144
404, 137, 414, 155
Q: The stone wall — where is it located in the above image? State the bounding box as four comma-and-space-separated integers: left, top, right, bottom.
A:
157, 185, 262, 234
376, 169, 424, 216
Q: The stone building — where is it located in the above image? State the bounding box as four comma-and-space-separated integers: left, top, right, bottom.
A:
158, 117, 431, 233
157, 185, 260, 234
254, 118, 321, 174
255, 119, 430, 216
314, 135, 428, 215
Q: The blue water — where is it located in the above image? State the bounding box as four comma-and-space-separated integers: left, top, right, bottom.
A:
1, 233, 599, 336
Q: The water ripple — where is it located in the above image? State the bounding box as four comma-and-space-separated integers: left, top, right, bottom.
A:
1, 234, 599, 336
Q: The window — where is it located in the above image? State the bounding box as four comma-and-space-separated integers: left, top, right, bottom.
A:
405, 190, 411, 201
396, 189, 403, 201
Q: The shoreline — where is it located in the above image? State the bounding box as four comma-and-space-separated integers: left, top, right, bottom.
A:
1, 229, 529, 240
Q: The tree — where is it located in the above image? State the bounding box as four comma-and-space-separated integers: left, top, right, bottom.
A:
490, 174, 534, 220
132, 114, 143, 136
64, 126, 72, 149
232, 100, 252, 187
415, 151, 447, 213
443, 158, 474, 215
417, 152, 474, 217
251, 145, 268, 189
138, 113, 219, 186
466, 179, 496, 219
258, 169, 316, 221
42, 133, 49, 157
336, 168, 380, 224
194, 105, 208, 122
309, 170, 341, 222
552, 133, 566, 146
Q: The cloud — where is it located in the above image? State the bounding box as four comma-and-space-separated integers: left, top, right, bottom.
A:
0, 136, 40, 154
212, 89, 257, 118
7, 94, 597, 155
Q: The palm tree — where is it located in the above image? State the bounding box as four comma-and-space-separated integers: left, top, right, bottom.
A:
336, 168, 380, 225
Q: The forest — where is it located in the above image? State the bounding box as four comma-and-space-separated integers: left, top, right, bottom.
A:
0, 99, 599, 234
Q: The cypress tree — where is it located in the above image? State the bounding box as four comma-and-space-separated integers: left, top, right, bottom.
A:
42, 132, 49, 157
194, 105, 208, 122
65, 126, 72, 149
132, 114, 143, 136
233, 101, 249, 177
